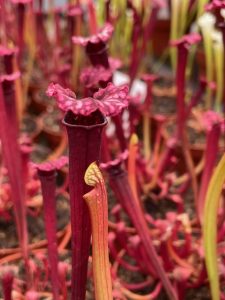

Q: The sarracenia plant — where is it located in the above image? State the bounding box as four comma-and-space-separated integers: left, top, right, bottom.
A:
110, 0, 129, 60
0, 67, 29, 273
1, 268, 14, 300
47, 82, 129, 300
74, 18, 120, 86
129, 1, 162, 85
73, 20, 127, 152
35, 157, 68, 300
198, 13, 215, 108
197, 112, 221, 224
0, 47, 19, 131
212, 30, 224, 111
72, 22, 113, 68
141, 73, 157, 161
103, 160, 178, 300
203, 154, 225, 300
83, 162, 113, 300
69, 3, 83, 90
128, 2, 142, 85
170, 0, 190, 71
141, 1, 163, 58
23, 4, 36, 104
172, 33, 201, 219
128, 134, 139, 202
13, 0, 31, 63
197, 0, 210, 18
96, 0, 106, 25
25, 291, 39, 300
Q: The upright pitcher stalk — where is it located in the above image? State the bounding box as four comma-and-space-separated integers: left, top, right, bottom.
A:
63, 111, 107, 300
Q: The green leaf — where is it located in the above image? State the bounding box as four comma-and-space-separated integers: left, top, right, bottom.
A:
203, 154, 225, 300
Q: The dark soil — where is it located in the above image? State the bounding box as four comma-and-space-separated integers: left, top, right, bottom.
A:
185, 286, 211, 300
154, 76, 174, 89
166, 122, 206, 145
152, 95, 177, 115
30, 143, 52, 163
21, 115, 40, 135
144, 194, 178, 220
42, 110, 62, 134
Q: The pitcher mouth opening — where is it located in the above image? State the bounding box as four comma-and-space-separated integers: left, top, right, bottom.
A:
62, 109, 107, 129
86, 42, 108, 56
